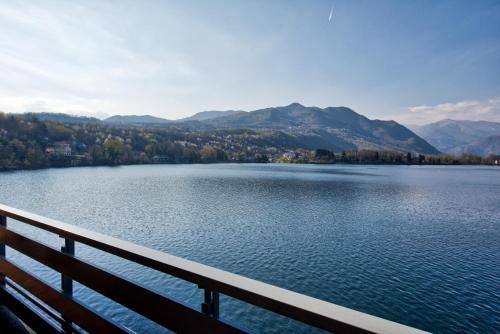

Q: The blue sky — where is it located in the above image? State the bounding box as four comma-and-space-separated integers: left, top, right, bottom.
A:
0, 0, 499, 124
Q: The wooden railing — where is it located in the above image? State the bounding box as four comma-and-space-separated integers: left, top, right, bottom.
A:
0, 204, 428, 334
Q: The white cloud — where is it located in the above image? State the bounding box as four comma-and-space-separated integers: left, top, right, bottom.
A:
393, 97, 500, 125
0, 95, 111, 118
0, 2, 202, 117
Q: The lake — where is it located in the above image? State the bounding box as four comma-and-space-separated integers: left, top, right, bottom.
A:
0, 164, 498, 333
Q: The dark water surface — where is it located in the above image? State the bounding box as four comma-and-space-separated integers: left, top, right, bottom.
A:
0, 164, 498, 333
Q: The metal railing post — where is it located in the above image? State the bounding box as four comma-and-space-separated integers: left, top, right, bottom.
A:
212, 290, 220, 319
61, 237, 75, 332
0, 215, 6, 287
61, 238, 75, 295
200, 287, 219, 319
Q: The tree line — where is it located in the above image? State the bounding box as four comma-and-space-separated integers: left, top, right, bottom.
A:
0, 113, 498, 171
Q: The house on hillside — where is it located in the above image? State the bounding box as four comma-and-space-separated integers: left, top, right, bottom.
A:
46, 143, 72, 156
282, 151, 297, 160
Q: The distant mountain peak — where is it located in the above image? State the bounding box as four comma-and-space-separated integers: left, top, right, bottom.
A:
180, 110, 246, 122
411, 119, 500, 154
286, 102, 305, 108
105, 115, 170, 124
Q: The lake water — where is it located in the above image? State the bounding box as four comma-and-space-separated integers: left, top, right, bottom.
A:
0, 164, 499, 333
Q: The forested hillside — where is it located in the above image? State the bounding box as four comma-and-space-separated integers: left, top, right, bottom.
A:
0, 112, 498, 171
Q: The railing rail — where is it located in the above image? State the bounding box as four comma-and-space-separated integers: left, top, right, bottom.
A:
0, 204, 429, 334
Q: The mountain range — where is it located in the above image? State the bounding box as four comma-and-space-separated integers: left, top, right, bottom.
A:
410, 119, 500, 156
15, 105, 500, 156
191, 103, 439, 153
21, 103, 444, 154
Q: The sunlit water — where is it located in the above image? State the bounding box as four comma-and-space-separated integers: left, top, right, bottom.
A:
0, 164, 498, 333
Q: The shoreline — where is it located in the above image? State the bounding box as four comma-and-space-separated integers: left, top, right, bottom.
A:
1, 160, 498, 173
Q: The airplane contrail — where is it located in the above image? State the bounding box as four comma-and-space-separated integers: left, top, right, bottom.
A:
328, 5, 334, 22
